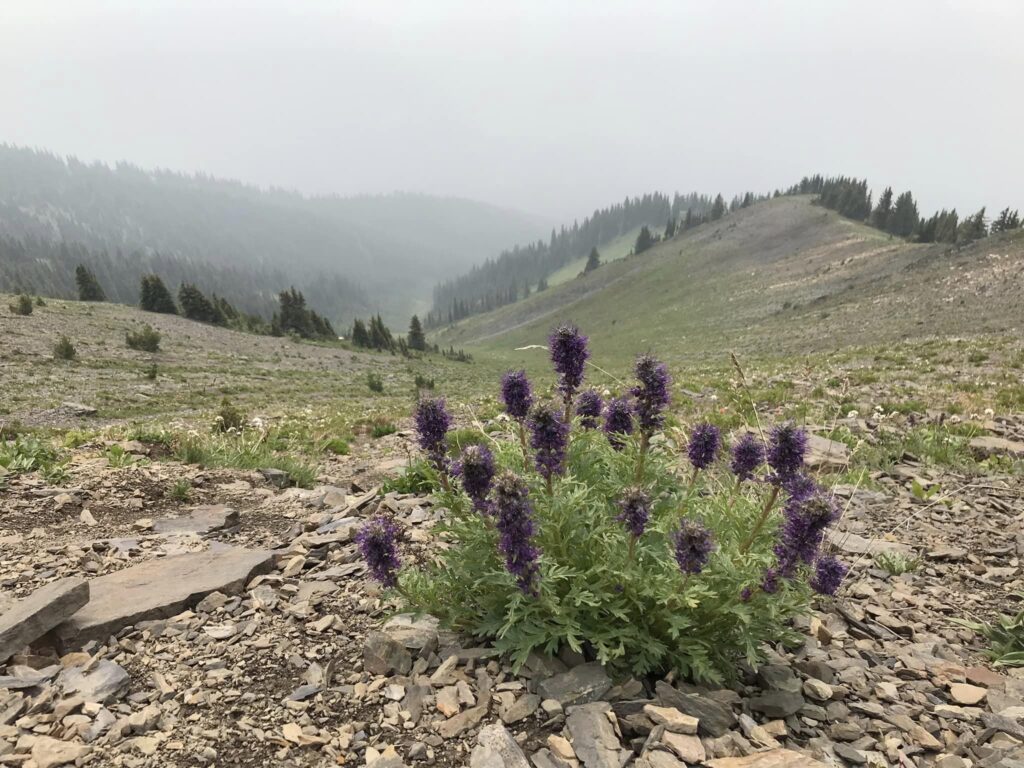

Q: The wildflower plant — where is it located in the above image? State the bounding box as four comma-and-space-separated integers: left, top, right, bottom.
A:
370, 327, 846, 682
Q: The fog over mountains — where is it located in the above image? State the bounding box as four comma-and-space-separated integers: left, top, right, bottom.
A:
0, 145, 549, 326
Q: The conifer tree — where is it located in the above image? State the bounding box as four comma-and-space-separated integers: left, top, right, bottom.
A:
139, 275, 177, 314
75, 265, 106, 302
871, 187, 893, 232
584, 247, 601, 273
664, 217, 676, 239
709, 194, 727, 221
178, 283, 224, 324
634, 226, 654, 254
992, 207, 1021, 233
957, 208, 988, 243
408, 315, 426, 351
889, 191, 919, 237
351, 319, 370, 347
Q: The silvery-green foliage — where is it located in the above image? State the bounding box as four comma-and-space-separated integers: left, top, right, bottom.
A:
401, 424, 811, 682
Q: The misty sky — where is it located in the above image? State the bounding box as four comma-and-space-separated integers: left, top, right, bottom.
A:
2, 0, 1021, 221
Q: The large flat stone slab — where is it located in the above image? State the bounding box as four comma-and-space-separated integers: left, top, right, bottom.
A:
152, 505, 238, 535
0, 578, 89, 663
56, 547, 273, 646
805, 434, 850, 470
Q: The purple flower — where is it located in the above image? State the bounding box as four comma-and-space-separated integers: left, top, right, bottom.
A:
760, 567, 780, 594
415, 397, 451, 470
782, 473, 818, 503
773, 491, 839, 577
687, 423, 721, 470
767, 423, 808, 481
811, 554, 848, 596
528, 405, 569, 479
632, 355, 671, 433
672, 519, 715, 575
454, 444, 495, 512
549, 325, 589, 400
492, 472, 541, 594
730, 432, 764, 481
355, 515, 401, 588
576, 389, 603, 429
603, 396, 635, 450
501, 370, 534, 421
616, 487, 651, 538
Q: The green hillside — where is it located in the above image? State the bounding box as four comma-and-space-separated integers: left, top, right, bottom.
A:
433, 195, 1024, 369
543, 225, 654, 289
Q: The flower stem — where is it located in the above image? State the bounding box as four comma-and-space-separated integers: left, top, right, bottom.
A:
545, 475, 553, 497
635, 432, 650, 484
628, 534, 637, 562
680, 466, 699, 518
740, 484, 780, 554
518, 421, 530, 469
727, 476, 742, 512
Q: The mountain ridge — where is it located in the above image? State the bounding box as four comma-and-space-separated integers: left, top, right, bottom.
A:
432, 195, 1024, 365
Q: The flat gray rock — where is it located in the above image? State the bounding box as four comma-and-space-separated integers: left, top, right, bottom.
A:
970, 435, 1024, 458
806, 434, 850, 470
566, 702, 626, 768
58, 660, 129, 704
0, 577, 89, 663
655, 681, 737, 737
470, 723, 531, 768
55, 547, 274, 646
538, 662, 612, 706
826, 530, 913, 557
152, 504, 238, 535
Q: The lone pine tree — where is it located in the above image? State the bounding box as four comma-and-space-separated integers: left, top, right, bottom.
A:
408, 315, 426, 351
75, 265, 106, 302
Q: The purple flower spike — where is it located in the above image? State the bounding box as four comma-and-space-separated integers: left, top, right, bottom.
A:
501, 370, 534, 421
549, 325, 589, 399
687, 423, 721, 470
782, 473, 818, 503
603, 396, 635, 450
454, 444, 495, 512
773, 491, 840, 577
492, 472, 541, 595
576, 390, 603, 429
632, 355, 671, 433
616, 487, 651, 538
415, 397, 451, 470
730, 432, 764, 481
356, 515, 401, 588
811, 554, 848, 596
673, 519, 715, 575
528, 405, 569, 479
767, 423, 808, 482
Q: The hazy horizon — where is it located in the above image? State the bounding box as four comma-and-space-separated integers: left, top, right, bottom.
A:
2, 0, 1022, 222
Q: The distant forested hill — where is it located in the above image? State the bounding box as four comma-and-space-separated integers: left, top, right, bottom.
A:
0, 145, 548, 326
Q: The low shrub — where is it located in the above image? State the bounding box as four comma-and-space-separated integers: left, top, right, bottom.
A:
367, 372, 385, 393
214, 399, 246, 433
9, 294, 33, 316
957, 597, 1024, 667
371, 422, 397, 439
169, 479, 192, 501
126, 325, 162, 352
361, 326, 847, 682
52, 335, 77, 361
